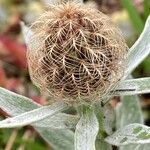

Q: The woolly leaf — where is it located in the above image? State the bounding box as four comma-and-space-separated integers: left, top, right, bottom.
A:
105, 124, 150, 146
75, 108, 99, 150
33, 113, 79, 129
35, 127, 74, 150
120, 143, 150, 150
115, 86, 146, 149
112, 77, 150, 96
21, 22, 33, 46
116, 96, 143, 129
124, 16, 150, 78
96, 140, 112, 150
103, 104, 115, 135
0, 102, 67, 128
0, 87, 74, 150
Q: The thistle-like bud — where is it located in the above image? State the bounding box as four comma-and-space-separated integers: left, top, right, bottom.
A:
27, 2, 128, 105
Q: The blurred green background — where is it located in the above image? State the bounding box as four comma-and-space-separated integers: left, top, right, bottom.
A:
0, 0, 150, 149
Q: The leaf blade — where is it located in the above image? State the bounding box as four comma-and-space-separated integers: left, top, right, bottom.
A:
0, 102, 67, 128
33, 113, 79, 129
116, 96, 143, 129
112, 77, 150, 96
0, 87, 74, 150
124, 16, 150, 78
75, 108, 99, 150
36, 127, 74, 150
105, 124, 150, 146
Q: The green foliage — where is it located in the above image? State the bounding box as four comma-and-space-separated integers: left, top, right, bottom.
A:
112, 77, 150, 96
75, 106, 99, 150
117, 96, 143, 128
124, 16, 150, 78
121, 0, 144, 34
105, 124, 150, 145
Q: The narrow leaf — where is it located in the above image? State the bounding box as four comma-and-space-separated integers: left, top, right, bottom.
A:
103, 104, 115, 135
0, 87, 39, 115
0, 87, 74, 150
115, 79, 145, 149
0, 102, 67, 128
94, 103, 106, 139
115, 77, 144, 150
75, 108, 99, 150
112, 77, 150, 96
105, 124, 150, 146
116, 96, 143, 129
33, 113, 79, 129
36, 127, 74, 150
0, 87, 78, 129
124, 16, 150, 78
21, 22, 41, 51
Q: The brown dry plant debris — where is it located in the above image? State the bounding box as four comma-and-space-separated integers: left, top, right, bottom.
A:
27, 2, 128, 105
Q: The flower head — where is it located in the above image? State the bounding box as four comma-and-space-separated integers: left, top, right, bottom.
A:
27, 2, 128, 105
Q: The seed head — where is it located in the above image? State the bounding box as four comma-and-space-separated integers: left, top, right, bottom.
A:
27, 2, 128, 105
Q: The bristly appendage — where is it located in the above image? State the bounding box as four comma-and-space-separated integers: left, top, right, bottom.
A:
27, 2, 128, 105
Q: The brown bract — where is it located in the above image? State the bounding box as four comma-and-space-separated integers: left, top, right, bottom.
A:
27, 2, 128, 105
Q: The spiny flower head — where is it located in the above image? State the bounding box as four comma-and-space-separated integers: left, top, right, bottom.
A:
27, 1, 128, 105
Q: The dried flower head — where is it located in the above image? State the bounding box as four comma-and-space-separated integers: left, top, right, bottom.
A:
27, 1, 128, 105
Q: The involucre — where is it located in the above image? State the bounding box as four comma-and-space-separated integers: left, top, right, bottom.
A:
27, 1, 128, 105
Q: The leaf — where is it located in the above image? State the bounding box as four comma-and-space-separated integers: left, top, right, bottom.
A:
124, 16, 150, 78
21, 22, 41, 52
103, 104, 115, 135
94, 103, 106, 139
96, 140, 112, 150
0, 102, 67, 128
75, 107, 99, 150
0, 87, 78, 129
112, 77, 150, 96
33, 113, 79, 129
116, 96, 143, 129
0, 87, 74, 150
105, 124, 150, 146
94, 103, 115, 137
115, 79, 147, 149
120, 143, 150, 150
36, 127, 74, 150
0, 87, 39, 115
